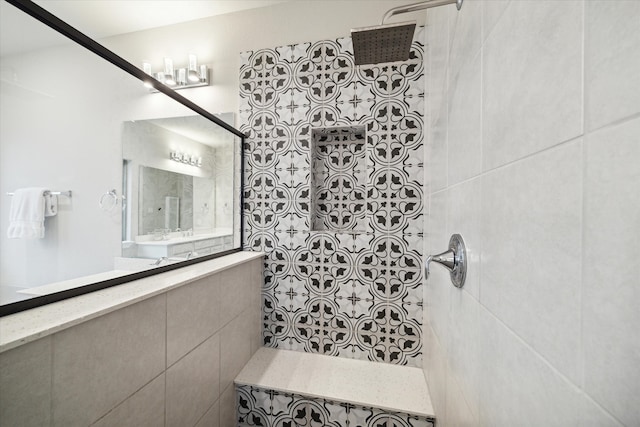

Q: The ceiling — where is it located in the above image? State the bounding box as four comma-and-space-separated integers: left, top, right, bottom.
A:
32, 0, 292, 39
1, 0, 291, 56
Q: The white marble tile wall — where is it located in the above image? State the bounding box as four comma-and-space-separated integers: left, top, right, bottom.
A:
422, 1, 640, 426
0, 256, 263, 427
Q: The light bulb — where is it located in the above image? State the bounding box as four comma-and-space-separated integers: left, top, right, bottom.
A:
199, 65, 207, 82
163, 57, 176, 86
188, 54, 200, 82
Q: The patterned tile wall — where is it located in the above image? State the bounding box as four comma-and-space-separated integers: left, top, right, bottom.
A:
237, 385, 435, 427
239, 29, 425, 366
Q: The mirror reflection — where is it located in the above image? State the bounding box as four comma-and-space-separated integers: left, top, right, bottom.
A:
0, 0, 242, 309
121, 114, 237, 262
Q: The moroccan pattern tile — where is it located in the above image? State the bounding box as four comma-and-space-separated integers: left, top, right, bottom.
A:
237, 385, 435, 427
241, 32, 424, 367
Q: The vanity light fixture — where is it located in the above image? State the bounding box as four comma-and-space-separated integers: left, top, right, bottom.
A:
142, 54, 210, 92
170, 151, 202, 167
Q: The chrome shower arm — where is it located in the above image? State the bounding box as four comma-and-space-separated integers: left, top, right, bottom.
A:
381, 0, 463, 24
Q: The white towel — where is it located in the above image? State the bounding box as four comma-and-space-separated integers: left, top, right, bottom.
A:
7, 187, 48, 239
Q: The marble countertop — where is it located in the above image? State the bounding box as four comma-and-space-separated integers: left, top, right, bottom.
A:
0, 251, 263, 353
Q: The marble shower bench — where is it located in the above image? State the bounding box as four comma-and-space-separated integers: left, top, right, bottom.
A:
235, 348, 436, 426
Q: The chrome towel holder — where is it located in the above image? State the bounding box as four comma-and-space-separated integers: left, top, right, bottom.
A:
6, 190, 72, 197
425, 234, 467, 288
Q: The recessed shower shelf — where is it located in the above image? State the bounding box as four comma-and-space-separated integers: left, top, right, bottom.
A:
310, 126, 367, 233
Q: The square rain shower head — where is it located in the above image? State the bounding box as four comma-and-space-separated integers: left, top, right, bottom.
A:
351, 21, 417, 66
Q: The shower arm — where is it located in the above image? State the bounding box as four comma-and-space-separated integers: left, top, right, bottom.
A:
381, 0, 463, 24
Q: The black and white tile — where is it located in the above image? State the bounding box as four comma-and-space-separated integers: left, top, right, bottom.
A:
237, 385, 435, 427
241, 31, 424, 367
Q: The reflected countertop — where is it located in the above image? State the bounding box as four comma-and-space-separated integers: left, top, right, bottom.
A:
134, 230, 232, 246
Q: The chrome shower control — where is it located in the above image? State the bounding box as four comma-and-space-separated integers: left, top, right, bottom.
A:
425, 234, 467, 288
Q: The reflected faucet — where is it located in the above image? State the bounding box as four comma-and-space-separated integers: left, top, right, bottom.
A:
152, 256, 167, 266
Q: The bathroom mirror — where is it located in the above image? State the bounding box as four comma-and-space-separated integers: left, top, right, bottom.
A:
0, 0, 244, 314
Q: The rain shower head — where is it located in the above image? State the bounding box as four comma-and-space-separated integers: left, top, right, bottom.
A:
351, 0, 463, 66
352, 21, 417, 66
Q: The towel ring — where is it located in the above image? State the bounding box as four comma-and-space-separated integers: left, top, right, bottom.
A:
99, 189, 118, 212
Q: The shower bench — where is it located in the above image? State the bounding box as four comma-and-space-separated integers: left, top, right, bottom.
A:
235, 347, 436, 426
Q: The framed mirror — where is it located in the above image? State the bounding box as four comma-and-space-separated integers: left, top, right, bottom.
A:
0, 0, 244, 315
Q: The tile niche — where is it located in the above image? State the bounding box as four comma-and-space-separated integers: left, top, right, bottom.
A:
310, 126, 367, 232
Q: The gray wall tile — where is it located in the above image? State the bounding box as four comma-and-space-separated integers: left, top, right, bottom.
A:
482, 0, 583, 170
166, 334, 221, 427
220, 312, 252, 394
91, 374, 165, 427
167, 274, 221, 366
0, 337, 51, 427
583, 118, 640, 426
52, 295, 166, 427
585, 1, 640, 131
219, 264, 251, 327
480, 142, 583, 383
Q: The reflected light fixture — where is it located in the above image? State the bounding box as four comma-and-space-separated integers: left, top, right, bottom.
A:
142, 54, 210, 92
163, 57, 176, 86
142, 61, 153, 88
188, 53, 200, 82
170, 150, 202, 167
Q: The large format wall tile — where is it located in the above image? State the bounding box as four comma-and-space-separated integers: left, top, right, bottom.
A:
447, 51, 481, 185
583, 118, 640, 427
195, 401, 220, 427
240, 32, 425, 366
167, 274, 220, 366
92, 374, 165, 427
424, 0, 640, 425
52, 295, 166, 427
481, 141, 582, 383
426, 7, 449, 194
166, 334, 221, 427
447, 287, 480, 421
424, 189, 450, 355
447, 171, 481, 301
422, 325, 447, 423
220, 384, 237, 427
445, 372, 477, 427
0, 337, 51, 427
448, 0, 481, 79
482, 0, 511, 42
482, 0, 582, 170
219, 264, 252, 327
585, 1, 640, 131
220, 312, 253, 394
477, 307, 583, 426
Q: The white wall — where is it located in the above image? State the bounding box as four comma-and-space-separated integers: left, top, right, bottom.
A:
100, 0, 425, 118
422, 1, 640, 426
